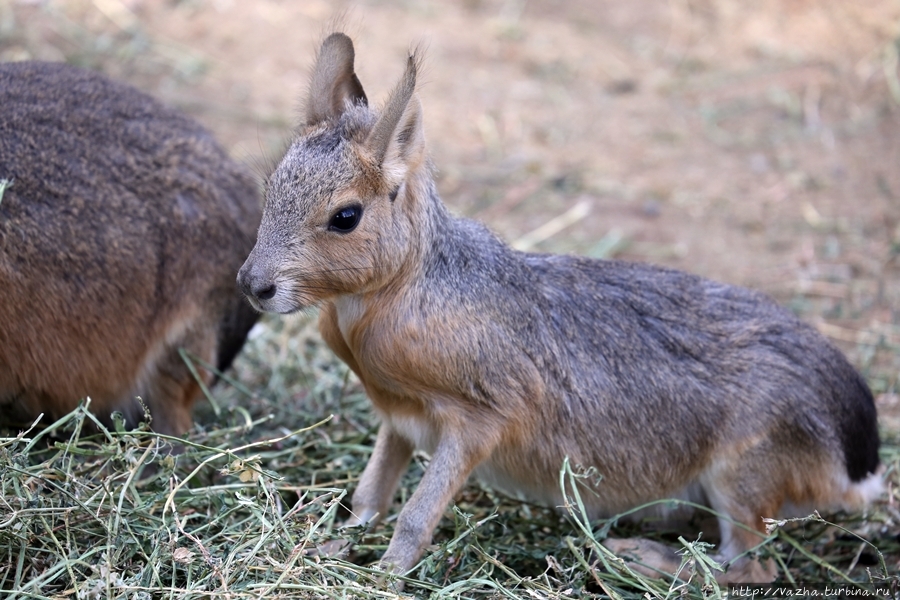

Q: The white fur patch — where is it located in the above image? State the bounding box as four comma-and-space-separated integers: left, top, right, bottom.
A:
385, 412, 439, 455
333, 294, 366, 340
849, 471, 885, 507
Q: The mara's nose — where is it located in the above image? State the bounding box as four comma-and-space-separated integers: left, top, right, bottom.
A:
251, 281, 277, 300
237, 262, 277, 301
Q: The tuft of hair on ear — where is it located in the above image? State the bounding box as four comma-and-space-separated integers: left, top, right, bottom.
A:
322, 11, 359, 43
365, 44, 429, 173
408, 41, 429, 85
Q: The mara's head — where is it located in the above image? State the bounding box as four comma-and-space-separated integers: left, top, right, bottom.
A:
238, 33, 427, 314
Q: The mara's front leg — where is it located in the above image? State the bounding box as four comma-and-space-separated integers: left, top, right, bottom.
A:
378, 427, 494, 576
348, 424, 415, 527
318, 423, 414, 558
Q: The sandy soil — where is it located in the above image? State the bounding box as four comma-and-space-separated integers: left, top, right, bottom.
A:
3, 0, 900, 425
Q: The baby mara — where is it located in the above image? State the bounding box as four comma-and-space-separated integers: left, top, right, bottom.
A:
238, 33, 882, 583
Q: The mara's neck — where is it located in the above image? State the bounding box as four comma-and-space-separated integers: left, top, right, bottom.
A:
385, 164, 453, 283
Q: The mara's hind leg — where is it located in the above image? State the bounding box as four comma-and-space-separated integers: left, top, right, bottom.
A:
697, 453, 794, 583
133, 323, 217, 437
144, 369, 205, 437
705, 506, 777, 583
602, 507, 775, 583
700, 434, 883, 584
602, 459, 780, 583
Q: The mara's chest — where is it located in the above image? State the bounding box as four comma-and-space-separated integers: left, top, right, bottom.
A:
321, 296, 432, 412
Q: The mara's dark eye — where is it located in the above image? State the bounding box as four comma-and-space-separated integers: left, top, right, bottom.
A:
328, 205, 363, 233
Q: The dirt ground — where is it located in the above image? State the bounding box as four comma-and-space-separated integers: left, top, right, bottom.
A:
4, 0, 900, 428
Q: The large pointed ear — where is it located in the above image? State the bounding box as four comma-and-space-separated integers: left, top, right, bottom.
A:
364, 54, 425, 178
305, 33, 368, 126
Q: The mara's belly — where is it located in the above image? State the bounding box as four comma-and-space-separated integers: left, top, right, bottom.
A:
382, 411, 707, 520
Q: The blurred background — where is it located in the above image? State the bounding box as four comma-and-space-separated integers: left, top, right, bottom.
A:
3, 0, 900, 429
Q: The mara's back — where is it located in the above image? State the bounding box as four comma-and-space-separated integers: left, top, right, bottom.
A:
527, 253, 878, 478
0, 61, 260, 434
